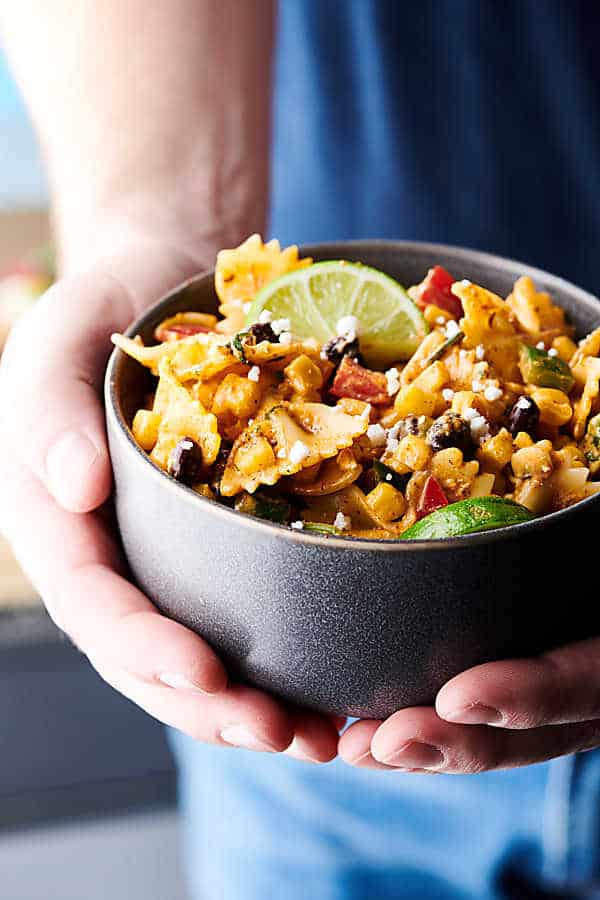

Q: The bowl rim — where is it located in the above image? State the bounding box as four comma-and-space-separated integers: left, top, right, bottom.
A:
105, 238, 600, 553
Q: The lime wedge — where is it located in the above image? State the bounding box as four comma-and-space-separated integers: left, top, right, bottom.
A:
244, 261, 427, 369
401, 496, 534, 540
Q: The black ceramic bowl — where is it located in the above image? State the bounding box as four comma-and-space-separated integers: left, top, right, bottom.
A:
105, 241, 600, 718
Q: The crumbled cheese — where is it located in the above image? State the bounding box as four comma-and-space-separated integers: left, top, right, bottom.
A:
247, 365, 261, 382
385, 367, 401, 396
289, 440, 310, 465
333, 512, 352, 531
459, 349, 468, 360
386, 437, 400, 454
271, 317, 291, 335
258, 309, 273, 324
360, 403, 372, 419
462, 407, 479, 421
548, 347, 559, 357
515, 396, 531, 410
436, 316, 446, 325
278, 331, 293, 345
277, 448, 287, 459
290, 520, 304, 530
387, 422, 401, 441
243, 301, 252, 314
442, 388, 455, 402
484, 385, 503, 402
536, 341, 546, 350
445, 319, 460, 339
418, 415, 427, 425
475, 344, 485, 360
367, 423, 387, 447
472, 380, 484, 393
336, 315, 361, 339
470, 415, 490, 442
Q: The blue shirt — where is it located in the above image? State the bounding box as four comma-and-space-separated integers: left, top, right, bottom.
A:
271, 0, 600, 293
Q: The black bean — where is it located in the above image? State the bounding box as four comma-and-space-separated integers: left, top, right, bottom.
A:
168, 437, 203, 485
247, 322, 278, 344
427, 413, 474, 455
321, 334, 361, 366
507, 396, 540, 437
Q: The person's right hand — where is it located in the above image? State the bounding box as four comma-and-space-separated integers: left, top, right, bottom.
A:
0, 226, 341, 763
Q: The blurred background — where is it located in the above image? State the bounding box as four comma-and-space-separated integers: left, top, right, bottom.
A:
0, 50, 188, 899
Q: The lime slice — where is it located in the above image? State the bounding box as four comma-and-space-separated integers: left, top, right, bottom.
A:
244, 261, 427, 369
401, 496, 534, 540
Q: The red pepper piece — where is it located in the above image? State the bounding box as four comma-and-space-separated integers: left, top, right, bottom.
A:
413, 265, 463, 319
155, 322, 211, 342
416, 475, 449, 520
330, 356, 390, 405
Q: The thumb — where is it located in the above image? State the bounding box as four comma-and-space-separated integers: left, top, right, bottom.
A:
0, 271, 135, 513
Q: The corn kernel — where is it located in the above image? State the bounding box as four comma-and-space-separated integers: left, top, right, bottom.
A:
193, 483, 216, 499
336, 397, 372, 418
132, 409, 161, 450
511, 444, 553, 479
366, 482, 406, 521
412, 361, 449, 393
394, 434, 432, 471
236, 436, 276, 475
476, 428, 513, 473
423, 304, 452, 327
530, 387, 572, 427
513, 431, 534, 449
451, 390, 484, 417
552, 335, 577, 363
212, 374, 261, 418
284, 354, 323, 394
394, 384, 436, 417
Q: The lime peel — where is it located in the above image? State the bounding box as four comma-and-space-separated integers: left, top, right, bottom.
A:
401, 496, 535, 540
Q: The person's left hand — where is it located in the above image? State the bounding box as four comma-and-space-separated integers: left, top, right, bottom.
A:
338, 639, 600, 772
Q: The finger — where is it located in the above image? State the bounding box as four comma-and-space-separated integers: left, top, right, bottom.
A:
285, 710, 340, 764
369, 707, 600, 774
2, 453, 226, 692
0, 272, 135, 512
97, 667, 295, 752
0, 455, 295, 752
338, 719, 396, 770
436, 638, 600, 730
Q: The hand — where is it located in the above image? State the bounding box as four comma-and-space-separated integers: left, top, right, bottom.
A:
338, 640, 600, 772
0, 226, 340, 764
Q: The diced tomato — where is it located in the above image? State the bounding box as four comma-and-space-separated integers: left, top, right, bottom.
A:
155, 323, 211, 342
330, 356, 390, 405
412, 265, 463, 319
416, 475, 449, 520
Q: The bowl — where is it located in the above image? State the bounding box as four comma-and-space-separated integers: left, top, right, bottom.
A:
105, 241, 600, 718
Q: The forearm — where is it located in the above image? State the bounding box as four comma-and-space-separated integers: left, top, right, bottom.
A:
0, 0, 275, 269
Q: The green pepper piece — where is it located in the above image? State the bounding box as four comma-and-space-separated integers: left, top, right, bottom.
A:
423, 329, 464, 366
230, 331, 250, 364
301, 522, 341, 535
518, 344, 575, 393
582, 413, 600, 476
234, 491, 292, 523
400, 496, 535, 540
373, 460, 411, 492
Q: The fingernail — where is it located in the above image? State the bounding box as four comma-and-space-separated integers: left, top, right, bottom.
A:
443, 703, 502, 725
220, 725, 279, 753
381, 741, 445, 769
158, 672, 209, 695
46, 431, 100, 505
